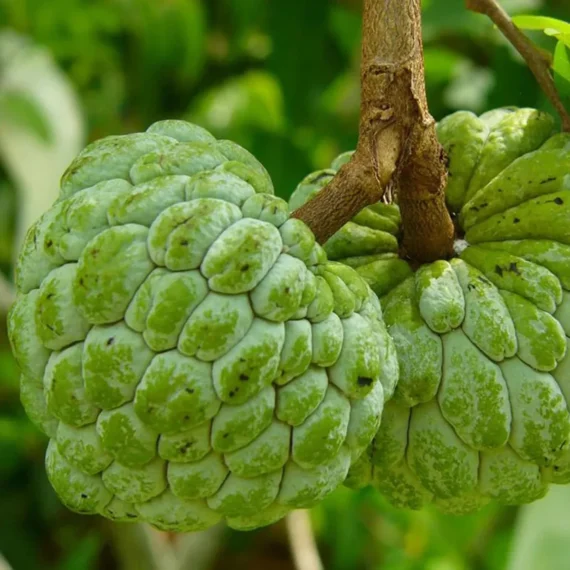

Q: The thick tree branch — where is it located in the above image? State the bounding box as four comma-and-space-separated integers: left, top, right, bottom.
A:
292, 0, 453, 262
466, 0, 570, 132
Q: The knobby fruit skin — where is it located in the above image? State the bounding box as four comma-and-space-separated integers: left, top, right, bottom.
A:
291, 107, 570, 514
8, 120, 399, 532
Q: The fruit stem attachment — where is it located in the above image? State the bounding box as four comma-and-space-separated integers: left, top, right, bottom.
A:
286, 510, 323, 570
466, 0, 570, 132
292, 0, 454, 263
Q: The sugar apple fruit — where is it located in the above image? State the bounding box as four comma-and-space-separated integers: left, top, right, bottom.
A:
8, 120, 399, 531
290, 107, 570, 514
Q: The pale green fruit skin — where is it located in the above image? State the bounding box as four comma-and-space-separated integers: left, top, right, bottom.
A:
293, 107, 570, 514
8, 120, 397, 532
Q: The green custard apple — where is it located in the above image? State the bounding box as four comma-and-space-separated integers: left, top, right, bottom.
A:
8, 120, 399, 531
290, 107, 570, 514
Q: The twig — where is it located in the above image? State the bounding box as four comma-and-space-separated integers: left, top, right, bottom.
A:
0, 273, 15, 313
292, 0, 453, 263
466, 0, 570, 132
286, 510, 323, 570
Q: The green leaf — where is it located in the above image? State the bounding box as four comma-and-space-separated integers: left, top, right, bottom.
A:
0, 91, 52, 143
554, 40, 570, 83
553, 40, 570, 107
512, 15, 570, 36
512, 15, 570, 47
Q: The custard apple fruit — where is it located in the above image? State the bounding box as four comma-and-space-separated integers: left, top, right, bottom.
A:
291, 107, 570, 514
8, 120, 399, 531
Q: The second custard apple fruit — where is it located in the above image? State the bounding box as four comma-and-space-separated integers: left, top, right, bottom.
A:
290, 107, 570, 514
8, 120, 399, 531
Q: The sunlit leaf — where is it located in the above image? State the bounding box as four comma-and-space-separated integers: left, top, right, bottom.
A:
512, 15, 570, 35
553, 40, 570, 108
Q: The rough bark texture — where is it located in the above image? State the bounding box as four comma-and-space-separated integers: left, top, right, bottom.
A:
292, 0, 454, 263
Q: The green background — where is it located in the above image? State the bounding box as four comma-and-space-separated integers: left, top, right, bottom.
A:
0, 0, 569, 569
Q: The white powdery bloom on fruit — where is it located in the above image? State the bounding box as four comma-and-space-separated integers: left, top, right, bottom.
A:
8, 119, 399, 532
291, 106, 570, 515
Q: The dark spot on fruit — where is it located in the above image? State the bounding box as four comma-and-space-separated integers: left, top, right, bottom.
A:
239, 357, 246, 363
470, 206, 479, 212
183, 415, 189, 420
284, 287, 290, 294
81, 493, 88, 499
46, 323, 56, 332
185, 388, 195, 394
126, 513, 137, 518
241, 264, 250, 272
180, 239, 188, 246
554, 197, 564, 205
239, 374, 249, 381
223, 433, 229, 439
79, 278, 85, 287
229, 390, 235, 398
513, 218, 520, 223
508, 262, 520, 274
46, 293, 54, 299
106, 337, 115, 346
467, 284, 476, 291
91, 248, 100, 257
357, 376, 373, 387
497, 188, 503, 192
46, 240, 53, 247
540, 177, 556, 184
495, 265, 504, 277
479, 202, 488, 208
178, 442, 193, 453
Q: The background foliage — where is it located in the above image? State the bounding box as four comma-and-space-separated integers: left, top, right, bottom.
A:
0, 0, 569, 569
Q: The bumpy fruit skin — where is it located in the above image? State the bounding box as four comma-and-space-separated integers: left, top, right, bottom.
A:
8, 120, 399, 531
291, 107, 570, 514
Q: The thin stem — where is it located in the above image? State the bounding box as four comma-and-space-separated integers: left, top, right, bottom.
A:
286, 510, 323, 570
466, 0, 570, 131
293, 0, 453, 262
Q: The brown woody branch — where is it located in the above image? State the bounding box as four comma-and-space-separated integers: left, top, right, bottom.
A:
292, 0, 453, 263
466, 0, 570, 132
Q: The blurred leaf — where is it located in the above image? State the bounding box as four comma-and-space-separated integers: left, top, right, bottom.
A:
58, 533, 101, 570
267, 0, 335, 124
329, 6, 362, 58
0, 91, 52, 143
188, 70, 285, 138
0, 30, 85, 251
424, 48, 464, 84
444, 60, 494, 112
507, 486, 570, 570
